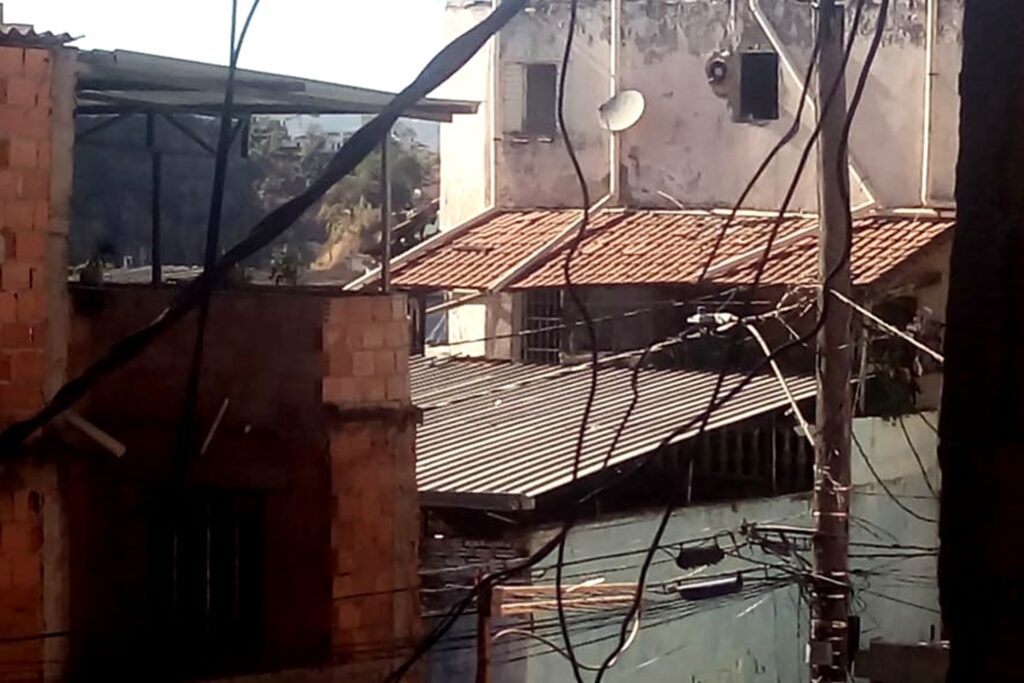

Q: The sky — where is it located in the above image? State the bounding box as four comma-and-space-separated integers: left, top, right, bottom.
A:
6, 0, 450, 92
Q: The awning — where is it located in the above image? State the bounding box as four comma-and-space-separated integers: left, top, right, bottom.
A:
76, 49, 479, 122
412, 356, 817, 510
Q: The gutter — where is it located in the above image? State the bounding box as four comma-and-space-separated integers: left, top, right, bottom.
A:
920, 0, 936, 206
420, 490, 536, 511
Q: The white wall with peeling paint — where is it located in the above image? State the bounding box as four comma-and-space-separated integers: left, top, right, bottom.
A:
441, 0, 963, 218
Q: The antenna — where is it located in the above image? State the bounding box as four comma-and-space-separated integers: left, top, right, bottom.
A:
598, 89, 646, 132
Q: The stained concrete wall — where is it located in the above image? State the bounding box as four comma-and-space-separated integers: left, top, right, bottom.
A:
439, 2, 498, 232
441, 0, 963, 217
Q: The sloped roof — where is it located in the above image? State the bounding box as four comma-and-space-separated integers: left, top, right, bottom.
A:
392, 209, 580, 289
75, 49, 479, 122
389, 209, 954, 291
718, 215, 955, 286
0, 25, 74, 47
411, 356, 816, 509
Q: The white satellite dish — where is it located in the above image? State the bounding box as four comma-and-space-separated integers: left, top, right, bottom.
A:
598, 89, 647, 132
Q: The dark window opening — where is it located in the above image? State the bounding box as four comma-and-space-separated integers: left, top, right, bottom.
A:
424, 291, 449, 347
739, 52, 779, 121
522, 288, 563, 364
543, 414, 813, 522
149, 488, 266, 677
524, 63, 558, 136
863, 295, 922, 417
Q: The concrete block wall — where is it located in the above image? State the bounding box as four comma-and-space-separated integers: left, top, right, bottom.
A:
0, 42, 73, 426
322, 294, 422, 679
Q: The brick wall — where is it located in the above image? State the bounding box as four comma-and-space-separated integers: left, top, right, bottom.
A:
0, 39, 74, 683
323, 295, 421, 678
0, 460, 67, 683
0, 42, 73, 426
65, 286, 421, 681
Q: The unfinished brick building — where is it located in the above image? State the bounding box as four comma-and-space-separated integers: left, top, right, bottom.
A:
0, 28, 424, 683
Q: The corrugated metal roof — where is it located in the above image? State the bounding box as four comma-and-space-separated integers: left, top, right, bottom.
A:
389, 210, 953, 290
0, 25, 74, 47
75, 49, 478, 122
412, 356, 817, 505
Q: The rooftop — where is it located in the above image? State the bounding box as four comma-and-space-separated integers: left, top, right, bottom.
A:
411, 356, 816, 510
388, 210, 954, 291
75, 49, 479, 122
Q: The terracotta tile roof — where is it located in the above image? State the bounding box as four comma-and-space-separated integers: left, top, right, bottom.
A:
717, 215, 955, 286
391, 209, 578, 289
517, 211, 816, 288
389, 209, 954, 290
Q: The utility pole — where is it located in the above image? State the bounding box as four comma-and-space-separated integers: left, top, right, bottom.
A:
810, 0, 854, 680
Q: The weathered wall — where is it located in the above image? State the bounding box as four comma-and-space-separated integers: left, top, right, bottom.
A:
60, 287, 420, 681
439, 2, 497, 231
420, 535, 530, 683
441, 0, 962, 214
424, 413, 939, 683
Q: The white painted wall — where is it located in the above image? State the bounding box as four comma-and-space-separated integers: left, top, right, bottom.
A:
441, 0, 963, 218
439, 2, 497, 231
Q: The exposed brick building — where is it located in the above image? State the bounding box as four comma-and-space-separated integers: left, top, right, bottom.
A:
0, 28, 423, 683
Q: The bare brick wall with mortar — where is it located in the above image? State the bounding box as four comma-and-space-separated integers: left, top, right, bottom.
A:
0, 40, 74, 683
65, 286, 420, 680
0, 43, 73, 426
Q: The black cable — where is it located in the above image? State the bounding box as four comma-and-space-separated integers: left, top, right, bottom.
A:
898, 415, 940, 499
0, 0, 530, 452
918, 411, 939, 436
176, 0, 263, 476
592, 2, 876, 678
396, 0, 884, 676
696, 12, 825, 283
851, 429, 937, 524
552, 0, 601, 676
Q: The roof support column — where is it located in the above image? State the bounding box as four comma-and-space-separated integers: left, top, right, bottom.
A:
146, 113, 163, 286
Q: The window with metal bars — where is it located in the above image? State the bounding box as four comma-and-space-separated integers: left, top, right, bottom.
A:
521, 288, 563, 364
149, 487, 266, 676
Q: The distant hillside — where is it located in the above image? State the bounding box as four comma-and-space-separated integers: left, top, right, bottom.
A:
71, 114, 438, 273
278, 114, 439, 151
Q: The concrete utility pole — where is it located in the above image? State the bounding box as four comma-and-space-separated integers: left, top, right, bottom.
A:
810, 0, 854, 680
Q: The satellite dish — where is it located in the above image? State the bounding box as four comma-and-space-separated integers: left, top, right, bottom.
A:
598, 89, 646, 132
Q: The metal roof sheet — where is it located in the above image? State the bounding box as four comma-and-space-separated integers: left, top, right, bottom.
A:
390, 210, 953, 290
412, 356, 817, 506
75, 50, 479, 122
0, 25, 74, 47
